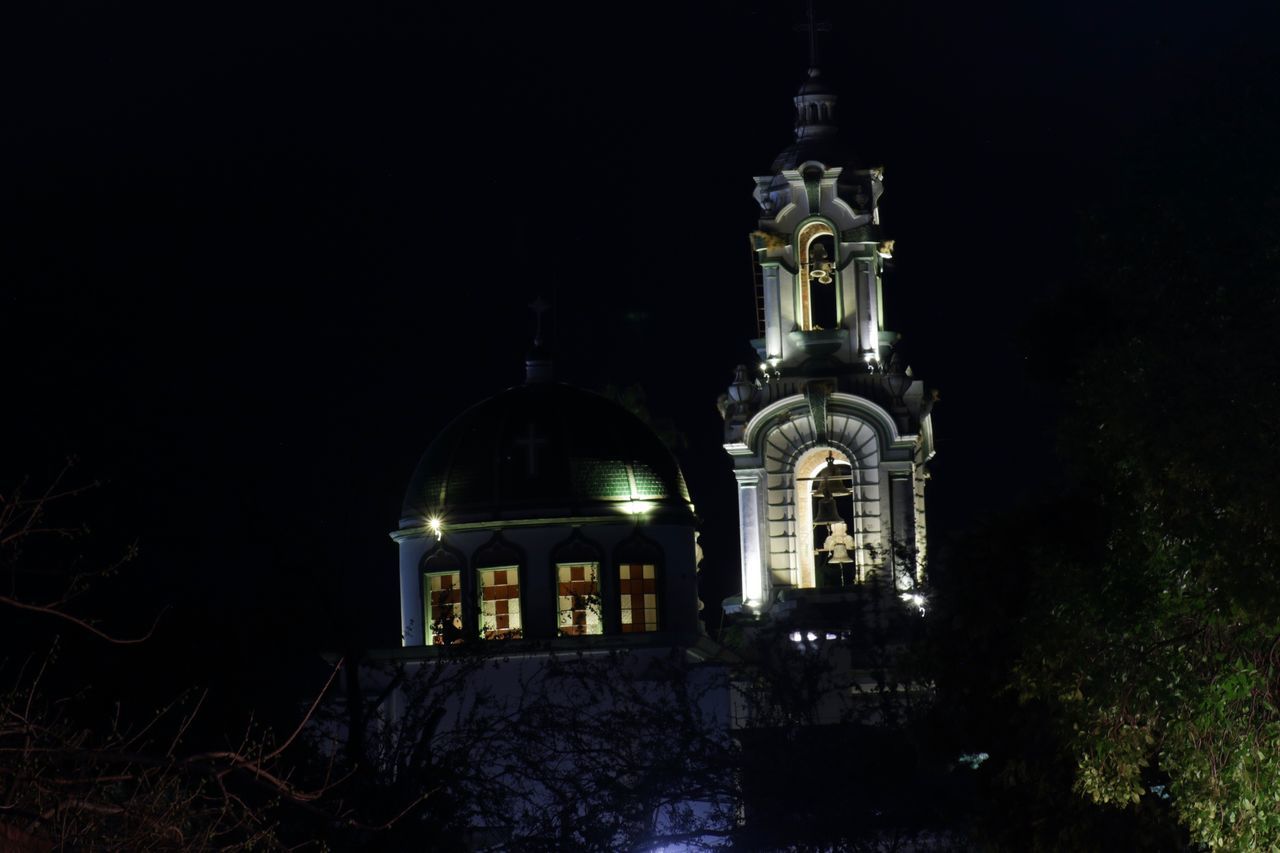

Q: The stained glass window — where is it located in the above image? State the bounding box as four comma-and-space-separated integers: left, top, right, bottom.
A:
619, 563, 658, 632
557, 563, 602, 636
479, 566, 522, 639
425, 571, 463, 645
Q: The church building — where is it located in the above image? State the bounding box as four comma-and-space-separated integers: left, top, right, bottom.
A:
335, 27, 938, 848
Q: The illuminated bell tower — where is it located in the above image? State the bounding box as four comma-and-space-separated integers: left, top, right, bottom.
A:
718, 62, 936, 616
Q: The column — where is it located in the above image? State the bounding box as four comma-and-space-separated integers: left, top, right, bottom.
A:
736, 469, 767, 608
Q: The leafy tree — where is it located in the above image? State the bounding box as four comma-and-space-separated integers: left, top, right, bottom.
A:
1001, 83, 1280, 848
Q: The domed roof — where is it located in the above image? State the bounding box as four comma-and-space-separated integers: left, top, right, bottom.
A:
796, 66, 835, 96
768, 67, 855, 175
769, 136, 857, 174
400, 382, 694, 528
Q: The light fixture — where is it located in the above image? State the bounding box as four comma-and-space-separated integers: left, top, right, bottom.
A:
900, 591, 927, 615
427, 516, 443, 537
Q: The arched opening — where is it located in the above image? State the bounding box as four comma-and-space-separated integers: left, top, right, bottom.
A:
615, 532, 663, 633
796, 220, 839, 331
421, 545, 466, 645
794, 447, 858, 589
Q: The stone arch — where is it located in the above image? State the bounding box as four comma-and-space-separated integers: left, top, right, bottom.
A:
756, 408, 883, 590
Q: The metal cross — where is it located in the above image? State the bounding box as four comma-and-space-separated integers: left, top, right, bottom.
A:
514, 423, 547, 477
794, 0, 832, 68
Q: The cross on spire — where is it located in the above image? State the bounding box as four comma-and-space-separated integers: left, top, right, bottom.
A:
794, 0, 832, 69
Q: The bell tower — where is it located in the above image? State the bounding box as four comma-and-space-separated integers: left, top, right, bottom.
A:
718, 54, 936, 616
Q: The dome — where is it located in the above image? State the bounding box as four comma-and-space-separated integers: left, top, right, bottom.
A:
401, 382, 694, 527
768, 68, 855, 175
769, 137, 857, 174
796, 66, 835, 96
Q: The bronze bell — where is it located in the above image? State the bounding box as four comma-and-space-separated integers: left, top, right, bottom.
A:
820, 452, 852, 498
813, 494, 843, 526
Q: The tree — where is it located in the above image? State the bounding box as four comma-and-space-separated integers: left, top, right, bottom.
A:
0, 466, 359, 849
1001, 81, 1280, 848
309, 646, 738, 852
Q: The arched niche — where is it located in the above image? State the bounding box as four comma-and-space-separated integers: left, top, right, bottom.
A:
550, 530, 605, 637
472, 533, 525, 640
795, 219, 839, 331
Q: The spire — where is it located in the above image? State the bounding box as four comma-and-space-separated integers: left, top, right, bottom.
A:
790, 1, 837, 143
525, 296, 554, 384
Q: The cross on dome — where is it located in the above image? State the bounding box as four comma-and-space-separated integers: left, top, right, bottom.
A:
514, 423, 548, 477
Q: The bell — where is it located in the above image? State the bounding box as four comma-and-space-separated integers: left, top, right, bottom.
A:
819, 453, 852, 497
821, 471, 852, 498
828, 543, 854, 564
813, 495, 843, 526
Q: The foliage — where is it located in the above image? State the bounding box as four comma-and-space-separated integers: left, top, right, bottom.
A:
0, 467, 364, 850
311, 646, 737, 851
723, 582, 967, 851
923, 504, 1189, 850
1006, 96, 1280, 849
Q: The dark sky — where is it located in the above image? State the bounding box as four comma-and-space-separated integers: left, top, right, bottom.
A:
4, 1, 1276, 699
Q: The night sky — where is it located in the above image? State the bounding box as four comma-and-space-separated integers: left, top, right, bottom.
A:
5, 1, 1276, 704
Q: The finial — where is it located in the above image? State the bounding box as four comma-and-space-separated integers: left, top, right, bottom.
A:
525, 295, 553, 384
529, 296, 550, 347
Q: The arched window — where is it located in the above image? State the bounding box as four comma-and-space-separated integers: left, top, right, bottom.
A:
616, 532, 663, 633
553, 533, 604, 637
473, 534, 524, 640
619, 565, 658, 632
421, 545, 465, 646
795, 220, 839, 331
